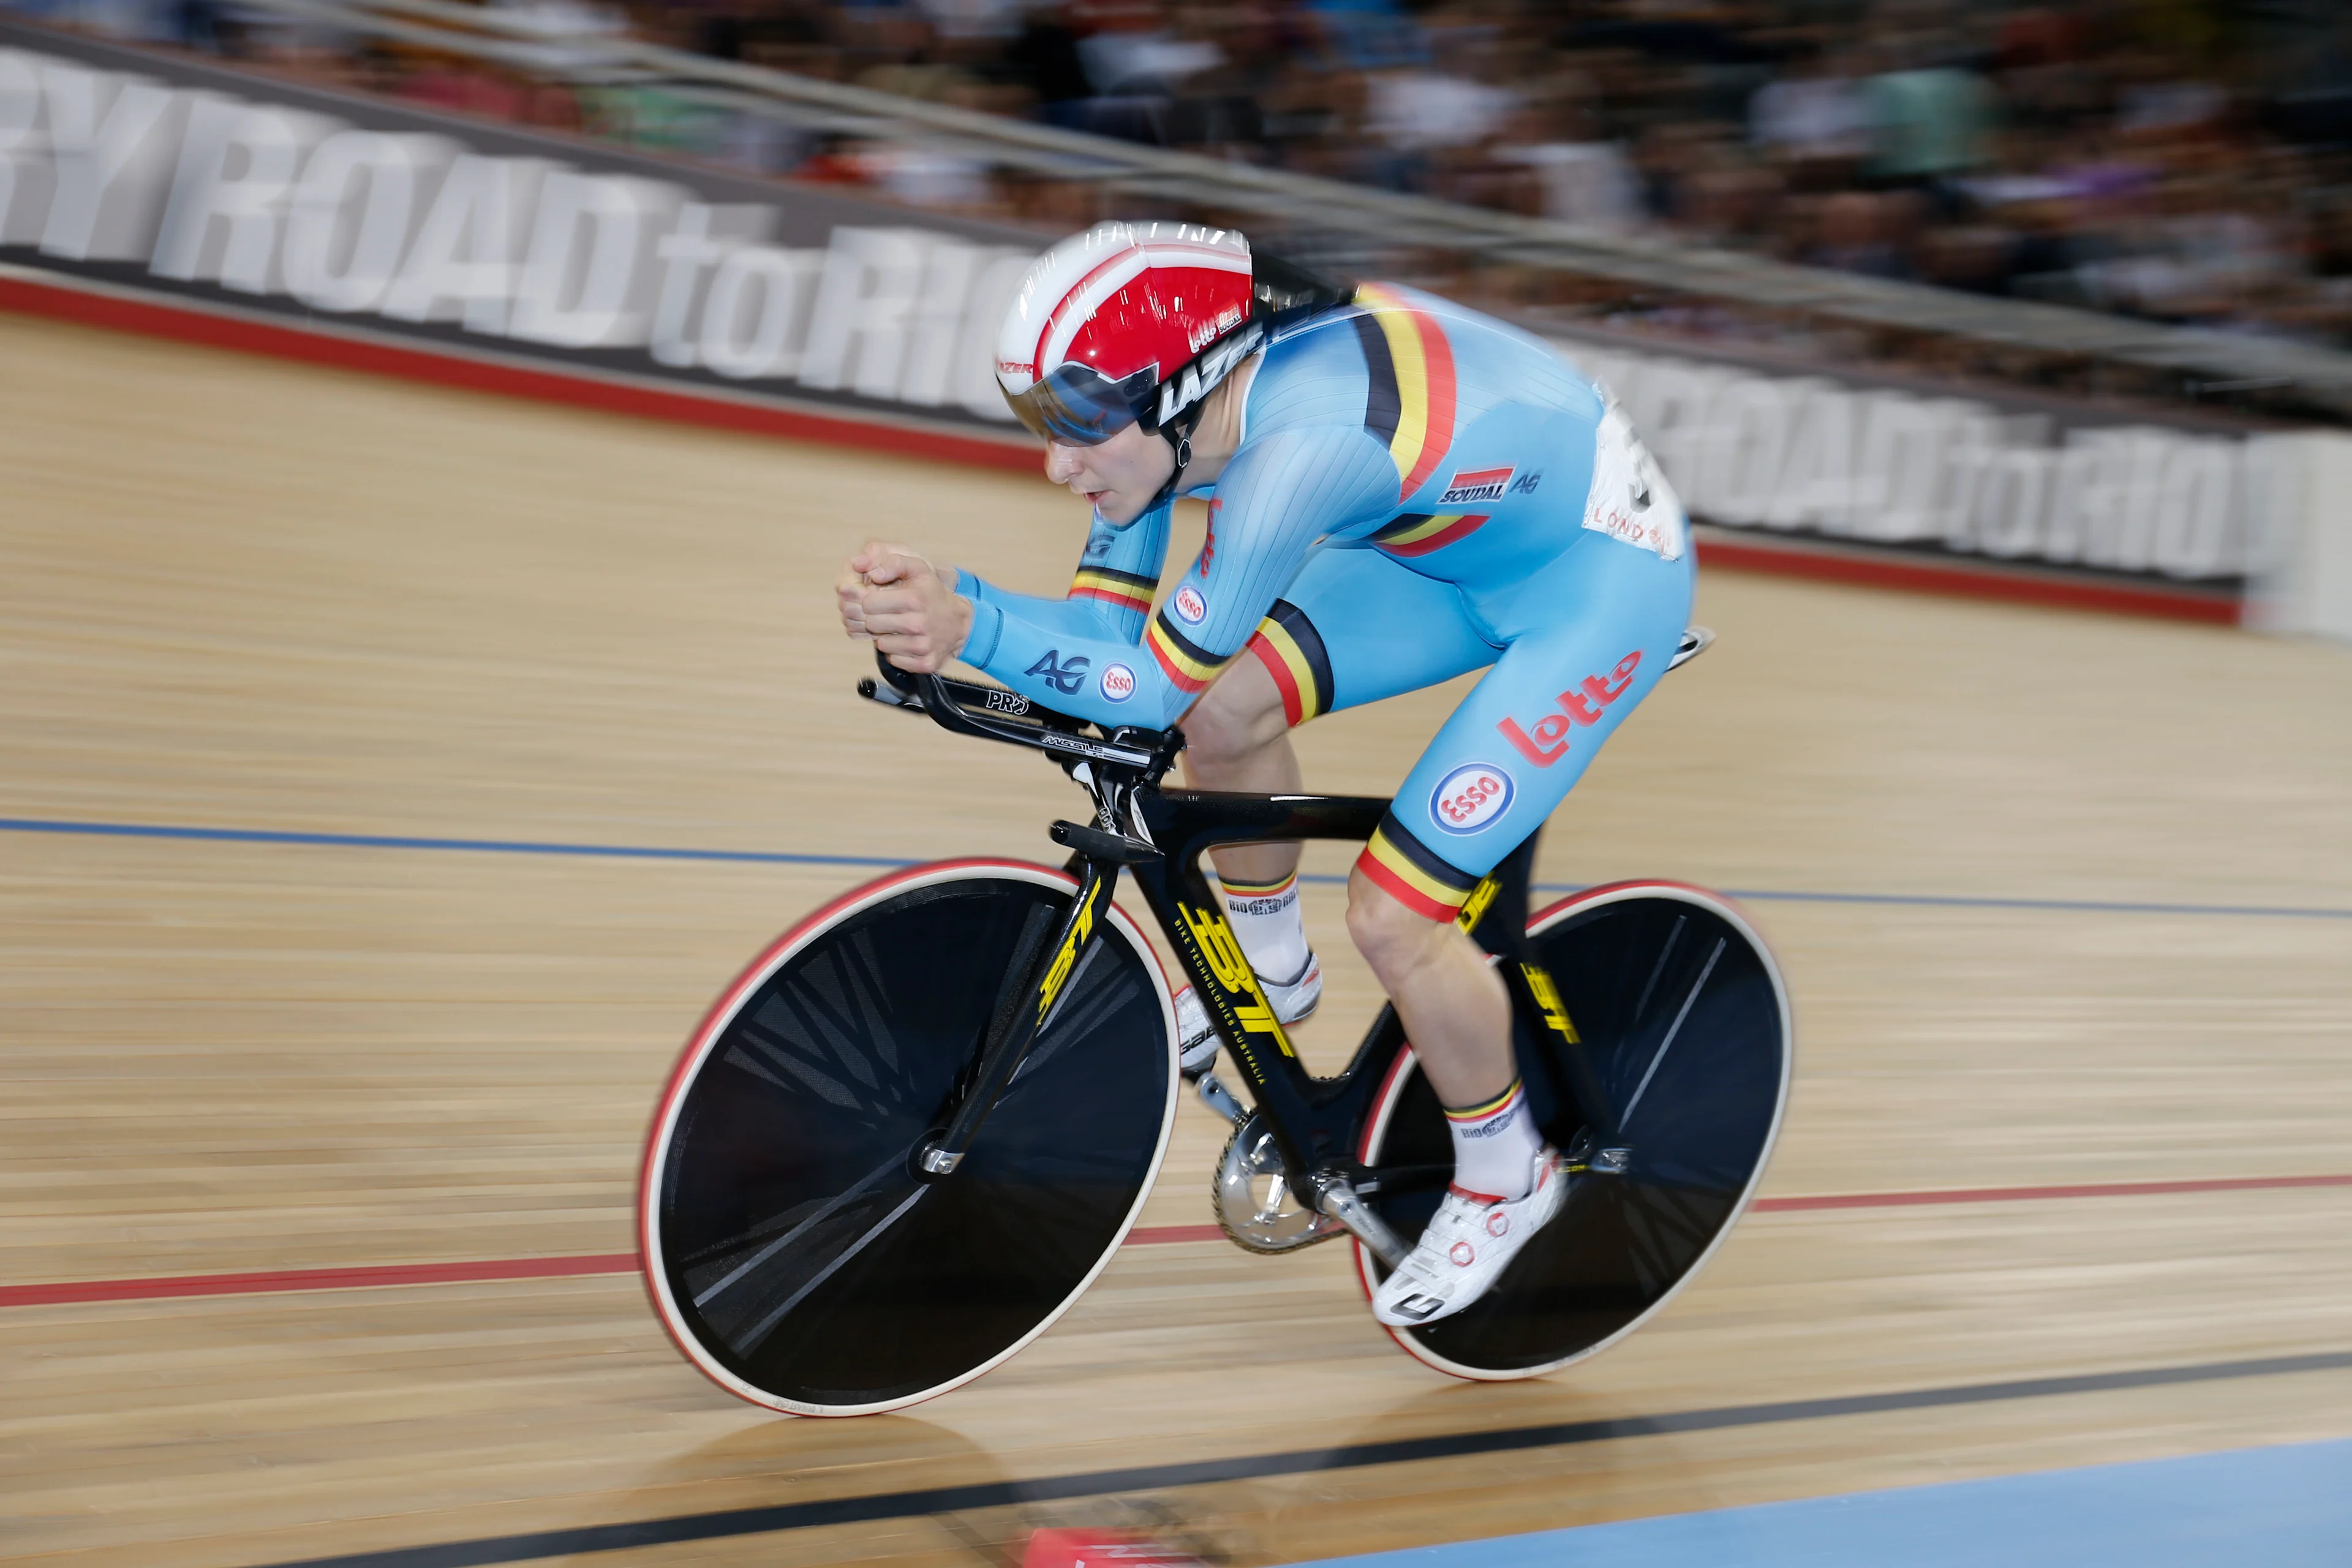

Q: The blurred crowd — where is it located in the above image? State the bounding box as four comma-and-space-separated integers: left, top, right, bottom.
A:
27, 0, 2352, 349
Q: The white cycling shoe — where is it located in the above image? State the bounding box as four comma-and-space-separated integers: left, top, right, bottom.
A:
1370, 1148, 1569, 1328
1174, 951, 1322, 1074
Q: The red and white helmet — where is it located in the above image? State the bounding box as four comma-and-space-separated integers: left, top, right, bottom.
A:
995, 222, 1261, 446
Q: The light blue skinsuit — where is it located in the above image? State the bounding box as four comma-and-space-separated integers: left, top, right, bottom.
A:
953, 284, 1693, 919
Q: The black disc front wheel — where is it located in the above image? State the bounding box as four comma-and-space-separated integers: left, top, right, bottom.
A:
1357, 881, 1791, 1380
640, 861, 1178, 1415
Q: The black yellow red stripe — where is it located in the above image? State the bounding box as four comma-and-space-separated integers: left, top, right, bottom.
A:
1368, 511, 1490, 559
1355, 810, 1480, 922
1244, 599, 1335, 726
1444, 1079, 1524, 1122
1353, 283, 1458, 500
1219, 870, 1297, 897
1145, 609, 1229, 693
1069, 567, 1156, 614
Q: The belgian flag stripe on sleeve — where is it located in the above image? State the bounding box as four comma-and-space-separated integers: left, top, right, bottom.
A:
1368, 512, 1490, 558
1357, 810, 1481, 922
1070, 567, 1156, 612
1353, 313, 1401, 450
1145, 609, 1230, 693
1354, 284, 1459, 499
1244, 600, 1335, 726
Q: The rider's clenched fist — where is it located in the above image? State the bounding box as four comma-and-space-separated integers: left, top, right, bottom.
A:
837, 540, 974, 674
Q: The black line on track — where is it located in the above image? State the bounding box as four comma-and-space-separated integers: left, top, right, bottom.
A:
247, 1348, 2352, 1568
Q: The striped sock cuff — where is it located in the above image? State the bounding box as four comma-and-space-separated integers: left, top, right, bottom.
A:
1219, 871, 1298, 898
1355, 809, 1481, 922
1444, 1079, 1524, 1123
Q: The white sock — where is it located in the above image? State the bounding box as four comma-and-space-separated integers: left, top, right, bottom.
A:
1445, 1080, 1540, 1201
1219, 870, 1313, 984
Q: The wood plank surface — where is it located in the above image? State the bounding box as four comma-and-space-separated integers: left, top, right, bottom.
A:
2, 311, 2349, 1568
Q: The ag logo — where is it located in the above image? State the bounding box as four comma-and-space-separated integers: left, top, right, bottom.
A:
1025, 649, 1090, 695
1429, 763, 1513, 835
1099, 663, 1137, 703
1172, 584, 1208, 625
1509, 470, 1542, 495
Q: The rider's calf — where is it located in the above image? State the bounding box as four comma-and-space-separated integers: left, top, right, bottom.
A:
1346, 868, 1514, 1108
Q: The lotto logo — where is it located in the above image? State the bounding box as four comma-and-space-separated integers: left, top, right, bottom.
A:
1172, 585, 1208, 625
1495, 652, 1642, 767
1429, 763, 1514, 835
1099, 663, 1137, 703
1439, 467, 1513, 505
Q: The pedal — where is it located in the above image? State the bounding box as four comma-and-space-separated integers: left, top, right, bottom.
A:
1306, 1172, 1411, 1270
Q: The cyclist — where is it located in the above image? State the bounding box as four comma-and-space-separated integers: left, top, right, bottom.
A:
837, 222, 1691, 1327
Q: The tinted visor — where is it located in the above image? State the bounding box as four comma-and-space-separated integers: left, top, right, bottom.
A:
1003, 361, 1159, 445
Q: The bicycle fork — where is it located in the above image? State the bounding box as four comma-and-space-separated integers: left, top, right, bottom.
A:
914, 857, 1121, 1178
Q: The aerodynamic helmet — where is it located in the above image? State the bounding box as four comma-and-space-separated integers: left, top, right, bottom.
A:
994, 221, 1262, 448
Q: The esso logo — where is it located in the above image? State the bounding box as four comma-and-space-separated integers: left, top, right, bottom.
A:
1172, 585, 1208, 625
1428, 763, 1513, 835
1099, 663, 1137, 703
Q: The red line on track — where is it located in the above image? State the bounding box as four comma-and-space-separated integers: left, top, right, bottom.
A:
1749, 1171, 2352, 1213
5, 1177, 2345, 1311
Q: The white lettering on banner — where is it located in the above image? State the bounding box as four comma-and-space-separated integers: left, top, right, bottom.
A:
954, 251, 1033, 420
282, 132, 451, 314
645, 201, 769, 368
38, 60, 183, 260
509, 172, 682, 349
894, 238, 978, 407
0, 45, 1041, 423
799, 227, 927, 398
1571, 341, 2260, 580
151, 97, 332, 293
700, 244, 818, 379
1, 50, 61, 247
380, 153, 548, 333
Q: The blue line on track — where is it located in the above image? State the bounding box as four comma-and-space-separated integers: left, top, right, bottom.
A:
4, 815, 2348, 922
0, 816, 911, 871
1283, 1436, 2352, 1568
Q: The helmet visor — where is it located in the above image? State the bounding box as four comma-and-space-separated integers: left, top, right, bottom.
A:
1002, 361, 1159, 445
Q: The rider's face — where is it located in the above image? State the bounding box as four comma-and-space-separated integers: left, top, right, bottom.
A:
1042, 421, 1174, 524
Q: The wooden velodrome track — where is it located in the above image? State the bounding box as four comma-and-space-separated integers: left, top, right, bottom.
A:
3, 309, 2350, 1568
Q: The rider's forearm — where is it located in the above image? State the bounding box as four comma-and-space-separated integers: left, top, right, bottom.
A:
960, 598, 1199, 729
952, 568, 1137, 649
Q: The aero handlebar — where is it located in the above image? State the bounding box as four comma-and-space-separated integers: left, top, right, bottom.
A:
859, 651, 1172, 771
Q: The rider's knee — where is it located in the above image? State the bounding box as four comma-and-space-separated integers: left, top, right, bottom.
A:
1346, 868, 1450, 978
1186, 662, 1288, 770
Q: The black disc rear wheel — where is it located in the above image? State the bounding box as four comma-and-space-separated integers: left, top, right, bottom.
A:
1358, 881, 1790, 1380
641, 861, 1178, 1415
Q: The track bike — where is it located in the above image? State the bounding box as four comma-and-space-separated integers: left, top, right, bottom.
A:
640, 637, 1790, 1415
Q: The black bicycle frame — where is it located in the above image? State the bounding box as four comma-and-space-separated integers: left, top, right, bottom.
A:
860, 655, 1613, 1215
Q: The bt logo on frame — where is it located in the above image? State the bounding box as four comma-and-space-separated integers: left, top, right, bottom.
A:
1494, 650, 1643, 767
